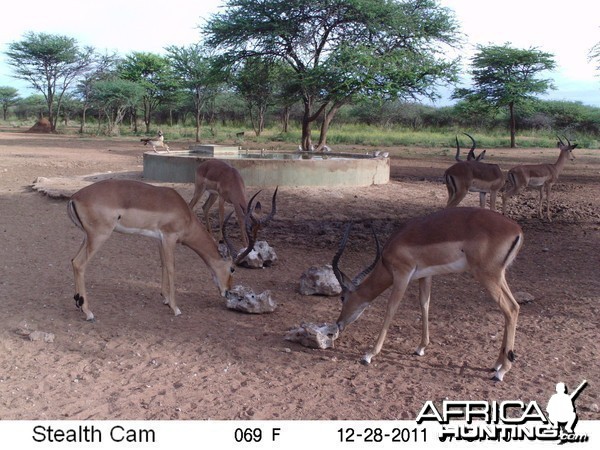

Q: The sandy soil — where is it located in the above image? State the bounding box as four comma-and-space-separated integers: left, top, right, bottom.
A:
0, 131, 598, 420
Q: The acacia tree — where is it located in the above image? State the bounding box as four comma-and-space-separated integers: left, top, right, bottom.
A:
453, 43, 556, 148
5, 32, 95, 131
75, 52, 120, 133
0, 87, 20, 120
90, 79, 145, 135
203, 0, 460, 151
119, 52, 176, 133
233, 57, 283, 136
165, 44, 222, 142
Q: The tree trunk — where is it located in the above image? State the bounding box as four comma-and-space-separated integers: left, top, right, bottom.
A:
79, 105, 88, 134
281, 106, 290, 133
316, 102, 343, 150
509, 101, 516, 148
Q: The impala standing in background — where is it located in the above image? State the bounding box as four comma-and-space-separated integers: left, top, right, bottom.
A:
333, 207, 524, 382
189, 159, 278, 249
67, 179, 252, 321
444, 134, 504, 210
140, 130, 170, 153
502, 136, 577, 221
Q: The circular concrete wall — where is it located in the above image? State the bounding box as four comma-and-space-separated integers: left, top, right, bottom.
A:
143, 151, 389, 187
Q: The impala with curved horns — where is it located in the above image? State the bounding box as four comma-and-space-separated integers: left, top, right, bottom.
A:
502, 135, 577, 221
332, 207, 524, 382
454, 132, 485, 162
189, 160, 278, 248
219, 187, 278, 266
444, 133, 504, 210
67, 179, 253, 321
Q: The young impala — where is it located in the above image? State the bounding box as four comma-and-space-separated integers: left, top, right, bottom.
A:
332, 207, 524, 382
444, 134, 504, 210
67, 179, 255, 321
502, 136, 577, 221
188, 159, 277, 248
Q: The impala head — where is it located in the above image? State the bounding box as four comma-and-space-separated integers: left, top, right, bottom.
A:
211, 255, 235, 298
455, 132, 484, 162
557, 135, 577, 161
221, 187, 278, 266
332, 223, 381, 332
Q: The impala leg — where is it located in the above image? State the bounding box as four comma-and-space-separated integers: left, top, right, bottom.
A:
445, 180, 468, 208
415, 276, 432, 356
234, 204, 249, 247
545, 184, 553, 221
72, 232, 110, 322
501, 191, 508, 215
489, 190, 497, 211
202, 193, 219, 234
537, 187, 544, 219
362, 275, 410, 364
159, 236, 181, 316
479, 192, 486, 208
217, 197, 226, 242
158, 241, 169, 307
188, 183, 205, 210
478, 272, 520, 381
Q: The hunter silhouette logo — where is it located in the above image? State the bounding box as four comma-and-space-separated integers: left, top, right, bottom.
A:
546, 380, 588, 435
416, 379, 590, 444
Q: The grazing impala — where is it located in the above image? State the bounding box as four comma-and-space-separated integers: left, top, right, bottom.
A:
502, 136, 577, 221
332, 207, 524, 382
67, 179, 253, 321
189, 159, 278, 248
444, 134, 504, 210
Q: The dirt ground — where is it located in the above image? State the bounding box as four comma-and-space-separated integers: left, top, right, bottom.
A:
0, 131, 598, 421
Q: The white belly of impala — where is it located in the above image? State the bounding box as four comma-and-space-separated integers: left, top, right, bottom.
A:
528, 177, 546, 187
115, 223, 162, 240
412, 256, 468, 279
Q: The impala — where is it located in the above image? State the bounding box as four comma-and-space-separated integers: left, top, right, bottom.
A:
332, 207, 524, 381
189, 159, 278, 248
67, 179, 254, 321
502, 136, 577, 221
454, 132, 485, 162
444, 134, 504, 210
140, 130, 170, 152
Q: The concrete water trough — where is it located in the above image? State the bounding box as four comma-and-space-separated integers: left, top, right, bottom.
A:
143, 145, 390, 187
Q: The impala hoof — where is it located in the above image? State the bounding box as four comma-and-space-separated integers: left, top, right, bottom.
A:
360, 354, 372, 365
491, 370, 504, 382
86, 316, 96, 323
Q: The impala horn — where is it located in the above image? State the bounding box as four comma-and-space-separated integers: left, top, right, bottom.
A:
332, 223, 381, 291
223, 187, 278, 266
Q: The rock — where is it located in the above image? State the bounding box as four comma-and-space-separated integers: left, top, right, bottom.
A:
238, 241, 277, 268
226, 285, 277, 314
16, 320, 55, 343
285, 322, 339, 349
28, 331, 55, 343
299, 264, 341, 296
514, 291, 535, 304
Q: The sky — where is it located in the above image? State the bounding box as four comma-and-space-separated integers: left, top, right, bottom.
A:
1, 0, 599, 106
